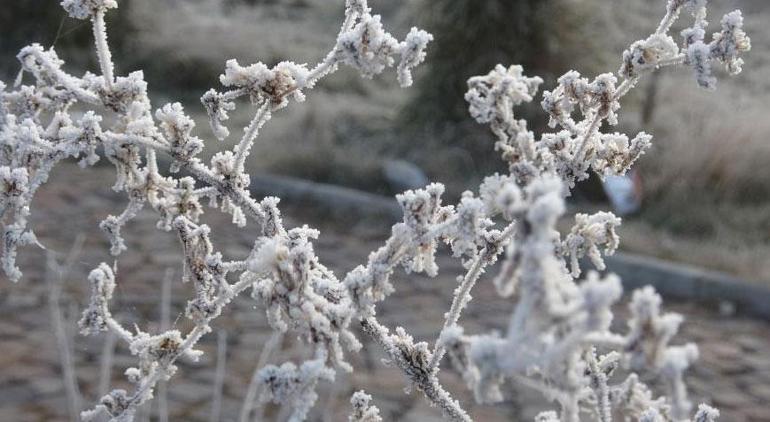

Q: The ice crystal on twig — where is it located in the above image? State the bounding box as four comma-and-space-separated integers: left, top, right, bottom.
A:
348, 390, 382, 422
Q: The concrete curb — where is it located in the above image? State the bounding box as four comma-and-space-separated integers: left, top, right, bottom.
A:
603, 253, 770, 320
250, 173, 402, 221
250, 173, 770, 320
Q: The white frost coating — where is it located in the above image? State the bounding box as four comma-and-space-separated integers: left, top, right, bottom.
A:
679, 4, 750, 89
0, 0, 753, 421
336, 14, 398, 79
0, 0, 430, 418
248, 226, 362, 371
397, 27, 434, 87
200, 89, 235, 140
345, 0, 370, 17
219, 60, 309, 108
640, 408, 665, 422
60, 0, 117, 20
562, 212, 621, 277
711, 11, 751, 76
348, 390, 382, 422
595, 131, 653, 177
687, 42, 717, 89
258, 357, 335, 422
479, 173, 523, 220
694, 404, 720, 422
466, 64, 543, 126
78, 263, 117, 336
535, 411, 561, 422
437, 1, 750, 420
620, 34, 680, 78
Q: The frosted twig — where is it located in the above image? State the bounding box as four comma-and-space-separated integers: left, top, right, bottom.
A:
92, 9, 114, 89
156, 269, 173, 422
234, 101, 271, 172
429, 220, 517, 371
361, 318, 471, 422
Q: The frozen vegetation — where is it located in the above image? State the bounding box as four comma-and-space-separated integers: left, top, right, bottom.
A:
0, 0, 752, 420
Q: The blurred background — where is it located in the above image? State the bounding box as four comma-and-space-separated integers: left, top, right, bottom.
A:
1, 0, 769, 421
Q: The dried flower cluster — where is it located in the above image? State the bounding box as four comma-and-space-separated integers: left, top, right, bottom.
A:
0, 0, 750, 421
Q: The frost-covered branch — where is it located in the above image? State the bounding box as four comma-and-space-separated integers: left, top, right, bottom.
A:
361, 318, 471, 422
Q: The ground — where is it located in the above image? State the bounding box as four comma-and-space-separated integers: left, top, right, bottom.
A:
0, 162, 769, 421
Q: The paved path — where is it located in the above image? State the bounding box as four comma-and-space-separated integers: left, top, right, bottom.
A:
1, 163, 769, 421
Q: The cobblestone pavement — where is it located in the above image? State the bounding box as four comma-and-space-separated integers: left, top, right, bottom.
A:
1, 163, 769, 421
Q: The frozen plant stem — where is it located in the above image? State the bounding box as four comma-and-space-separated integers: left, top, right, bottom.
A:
92, 10, 114, 89
361, 318, 471, 422
572, 47, 685, 168
429, 220, 518, 371
235, 101, 271, 172
572, 112, 603, 166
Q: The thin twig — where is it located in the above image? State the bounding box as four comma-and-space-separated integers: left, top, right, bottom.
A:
429, 221, 518, 371
98, 331, 117, 396
240, 330, 284, 422
361, 318, 471, 422
45, 236, 85, 421
157, 268, 174, 422
91, 10, 114, 89
571, 112, 603, 166
210, 330, 228, 422
234, 101, 272, 172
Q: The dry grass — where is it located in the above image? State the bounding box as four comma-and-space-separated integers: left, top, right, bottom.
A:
622, 88, 770, 282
